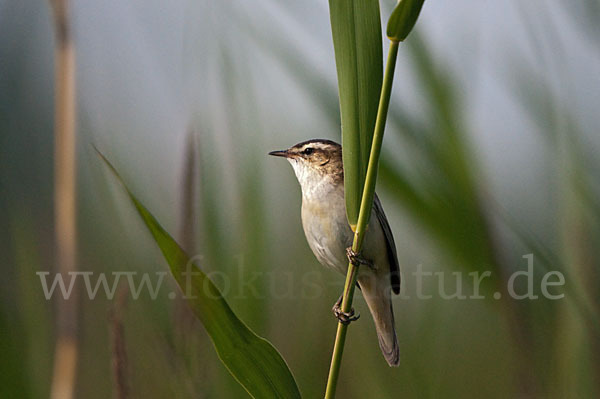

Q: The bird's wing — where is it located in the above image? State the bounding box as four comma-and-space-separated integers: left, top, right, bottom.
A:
373, 194, 401, 294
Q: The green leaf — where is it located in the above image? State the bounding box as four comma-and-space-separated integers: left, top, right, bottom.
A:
95, 149, 301, 399
329, 0, 383, 228
386, 0, 426, 42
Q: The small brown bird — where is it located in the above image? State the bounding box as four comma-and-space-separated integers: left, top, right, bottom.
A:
269, 139, 400, 366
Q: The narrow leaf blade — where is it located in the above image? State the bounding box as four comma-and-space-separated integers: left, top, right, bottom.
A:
329, 0, 383, 227
95, 149, 301, 399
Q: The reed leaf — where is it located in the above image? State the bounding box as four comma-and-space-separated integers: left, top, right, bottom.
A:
329, 0, 383, 228
95, 149, 301, 399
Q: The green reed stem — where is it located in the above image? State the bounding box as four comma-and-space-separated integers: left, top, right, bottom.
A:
324, 40, 399, 399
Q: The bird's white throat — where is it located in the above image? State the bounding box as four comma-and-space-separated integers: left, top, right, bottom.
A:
287, 158, 339, 201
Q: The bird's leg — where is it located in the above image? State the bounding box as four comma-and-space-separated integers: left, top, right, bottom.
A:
332, 293, 360, 325
331, 248, 372, 324
346, 247, 375, 269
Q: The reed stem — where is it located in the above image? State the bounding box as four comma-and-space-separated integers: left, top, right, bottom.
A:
324, 40, 399, 399
49, 0, 78, 398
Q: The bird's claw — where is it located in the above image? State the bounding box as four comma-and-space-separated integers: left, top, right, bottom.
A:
346, 247, 374, 269
332, 302, 360, 325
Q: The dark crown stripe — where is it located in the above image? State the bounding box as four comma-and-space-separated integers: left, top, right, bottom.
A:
292, 138, 341, 150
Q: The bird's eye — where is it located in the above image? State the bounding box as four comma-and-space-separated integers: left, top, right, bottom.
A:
303, 148, 314, 155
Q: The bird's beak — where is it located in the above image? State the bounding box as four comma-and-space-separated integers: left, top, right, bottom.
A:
268, 149, 290, 158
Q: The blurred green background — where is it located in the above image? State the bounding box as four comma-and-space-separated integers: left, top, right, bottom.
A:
1, 0, 599, 397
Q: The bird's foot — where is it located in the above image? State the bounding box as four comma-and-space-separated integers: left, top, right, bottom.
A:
332, 301, 360, 325
346, 247, 374, 269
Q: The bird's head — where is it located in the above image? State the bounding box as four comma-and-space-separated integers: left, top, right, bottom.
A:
269, 139, 343, 190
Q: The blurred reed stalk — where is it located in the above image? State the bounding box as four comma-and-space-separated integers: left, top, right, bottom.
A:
48, 0, 78, 398
174, 131, 218, 397
179, 132, 197, 254
109, 285, 129, 399
325, 40, 399, 399
176, 131, 198, 328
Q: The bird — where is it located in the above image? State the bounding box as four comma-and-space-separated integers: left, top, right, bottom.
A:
269, 139, 400, 367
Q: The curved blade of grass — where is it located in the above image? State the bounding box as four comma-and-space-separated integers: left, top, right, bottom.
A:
329, 0, 383, 228
95, 148, 301, 399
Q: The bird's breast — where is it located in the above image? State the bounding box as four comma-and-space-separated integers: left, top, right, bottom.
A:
301, 193, 352, 274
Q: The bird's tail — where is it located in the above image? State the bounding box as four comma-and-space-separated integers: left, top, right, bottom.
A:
358, 274, 399, 367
